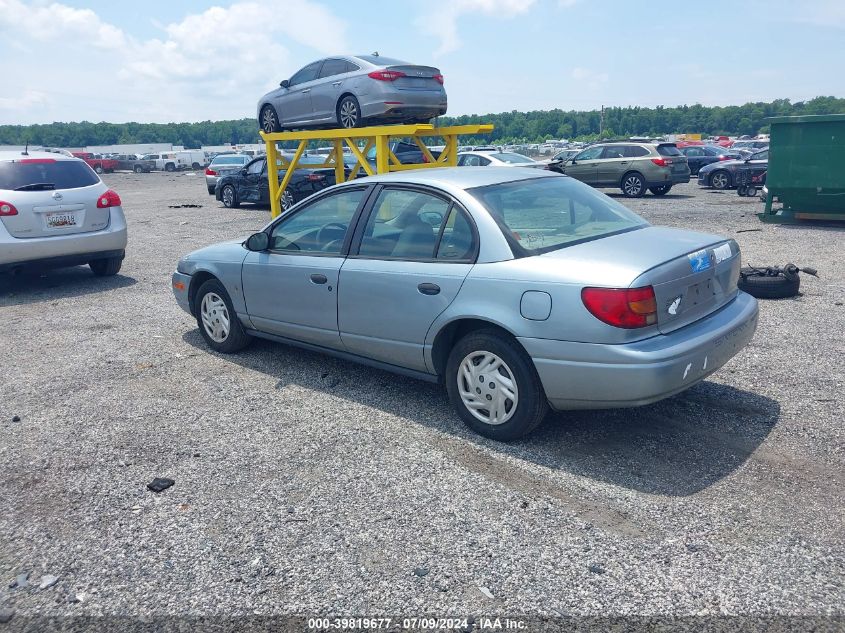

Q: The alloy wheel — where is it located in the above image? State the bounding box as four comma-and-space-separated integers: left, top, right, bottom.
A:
711, 172, 729, 189
339, 99, 358, 128
281, 189, 294, 211
457, 351, 519, 426
262, 107, 278, 134
623, 175, 643, 196
200, 292, 230, 343
222, 186, 235, 207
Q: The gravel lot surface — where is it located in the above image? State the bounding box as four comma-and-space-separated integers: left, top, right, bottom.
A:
1, 173, 843, 626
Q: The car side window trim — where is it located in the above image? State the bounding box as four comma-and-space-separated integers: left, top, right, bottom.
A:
262, 184, 375, 257
347, 184, 479, 264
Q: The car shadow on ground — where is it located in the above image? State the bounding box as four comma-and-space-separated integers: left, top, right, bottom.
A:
604, 192, 694, 200
0, 267, 137, 306
181, 330, 780, 497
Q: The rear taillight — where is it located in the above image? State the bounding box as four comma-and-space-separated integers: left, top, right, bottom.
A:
581, 286, 657, 329
0, 201, 18, 216
205, 168, 217, 176
433, 74, 444, 84
651, 158, 670, 167
96, 189, 121, 208
368, 70, 406, 81
718, 155, 730, 161
20, 158, 56, 164
306, 173, 325, 181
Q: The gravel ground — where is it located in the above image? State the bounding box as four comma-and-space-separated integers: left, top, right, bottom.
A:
1, 173, 843, 627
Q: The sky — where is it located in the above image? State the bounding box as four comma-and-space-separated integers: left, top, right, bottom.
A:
1, 0, 844, 125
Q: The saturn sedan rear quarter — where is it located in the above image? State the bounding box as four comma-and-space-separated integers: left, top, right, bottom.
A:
0, 151, 127, 276
172, 168, 758, 441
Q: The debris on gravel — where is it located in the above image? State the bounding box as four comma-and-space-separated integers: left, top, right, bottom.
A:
38, 575, 59, 590
146, 477, 175, 493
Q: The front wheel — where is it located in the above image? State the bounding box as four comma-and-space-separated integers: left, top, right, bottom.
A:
221, 184, 239, 208
337, 95, 362, 129
261, 105, 281, 134
621, 172, 646, 197
89, 256, 122, 277
710, 170, 730, 189
194, 279, 252, 353
649, 185, 672, 195
445, 329, 548, 441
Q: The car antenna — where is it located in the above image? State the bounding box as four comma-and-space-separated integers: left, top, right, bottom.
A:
372, 51, 379, 57
22, 142, 29, 156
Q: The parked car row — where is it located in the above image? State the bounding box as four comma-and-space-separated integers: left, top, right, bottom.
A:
698, 149, 769, 189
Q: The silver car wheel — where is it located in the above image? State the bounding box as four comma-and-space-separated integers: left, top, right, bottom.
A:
261, 107, 278, 134
222, 186, 235, 207
711, 172, 729, 189
281, 189, 294, 211
200, 292, 230, 343
457, 351, 519, 426
623, 175, 643, 196
339, 99, 358, 128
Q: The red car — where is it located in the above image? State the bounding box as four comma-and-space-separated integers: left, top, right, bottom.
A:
71, 152, 119, 174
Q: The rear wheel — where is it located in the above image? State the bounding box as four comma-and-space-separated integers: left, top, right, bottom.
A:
207, 185, 216, 195
649, 185, 672, 195
621, 172, 646, 197
89, 256, 122, 277
165, 163, 176, 172
445, 329, 548, 441
261, 105, 281, 134
221, 184, 239, 208
133, 165, 143, 173
94, 165, 104, 174
281, 189, 295, 212
710, 170, 730, 189
192, 162, 201, 170
337, 95, 362, 129
194, 279, 252, 353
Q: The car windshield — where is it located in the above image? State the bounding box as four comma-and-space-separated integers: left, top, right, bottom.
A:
750, 150, 768, 160
469, 176, 648, 256
490, 152, 534, 164
0, 159, 99, 191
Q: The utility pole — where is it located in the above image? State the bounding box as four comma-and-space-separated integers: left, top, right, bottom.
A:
600, 105, 605, 136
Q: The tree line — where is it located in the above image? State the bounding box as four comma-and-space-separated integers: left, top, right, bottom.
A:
1, 96, 842, 148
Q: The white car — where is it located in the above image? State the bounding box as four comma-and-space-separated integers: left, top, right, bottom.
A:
456, 151, 544, 168
0, 151, 127, 276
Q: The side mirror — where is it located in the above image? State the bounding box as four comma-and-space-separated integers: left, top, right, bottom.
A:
241, 168, 248, 175
280, 80, 290, 88
245, 232, 269, 252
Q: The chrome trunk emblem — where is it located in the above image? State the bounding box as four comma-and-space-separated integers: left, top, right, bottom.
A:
52, 191, 63, 200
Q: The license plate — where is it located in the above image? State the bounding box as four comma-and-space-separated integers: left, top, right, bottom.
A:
46, 212, 78, 228
688, 249, 712, 273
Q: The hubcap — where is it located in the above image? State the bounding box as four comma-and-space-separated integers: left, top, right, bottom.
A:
200, 292, 230, 343
713, 173, 728, 188
457, 351, 518, 426
222, 187, 234, 206
340, 100, 358, 128
624, 176, 642, 195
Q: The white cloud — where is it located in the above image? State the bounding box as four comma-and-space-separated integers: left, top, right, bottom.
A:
418, 0, 537, 57
0, 89, 46, 113
571, 67, 608, 90
0, 0, 348, 123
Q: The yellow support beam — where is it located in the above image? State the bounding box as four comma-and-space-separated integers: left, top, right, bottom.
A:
260, 123, 494, 218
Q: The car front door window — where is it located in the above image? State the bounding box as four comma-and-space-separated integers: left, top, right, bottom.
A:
289, 62, 322, 86
269, 188, 365, 254
574, 146, 603, 161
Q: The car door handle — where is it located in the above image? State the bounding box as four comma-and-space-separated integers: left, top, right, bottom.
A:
310, 273, 328, 284
418, 283, 440, 295
301, 88, 311, 94
620, 161, 628, 165
332, 81, 342, 86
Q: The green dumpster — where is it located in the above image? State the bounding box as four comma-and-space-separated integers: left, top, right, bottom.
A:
758, 113, 845, 223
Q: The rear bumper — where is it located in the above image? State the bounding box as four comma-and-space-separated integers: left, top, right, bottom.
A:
519, 291, 758, 410
0, 209, 128, 268
0, 249, 124, 273
361, 91, 447, 120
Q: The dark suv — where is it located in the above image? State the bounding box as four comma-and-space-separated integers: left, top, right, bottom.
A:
558, 142, 690, 197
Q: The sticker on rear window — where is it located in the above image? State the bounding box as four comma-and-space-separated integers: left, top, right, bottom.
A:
713, 243, 732, 263
688, 249, 712, 273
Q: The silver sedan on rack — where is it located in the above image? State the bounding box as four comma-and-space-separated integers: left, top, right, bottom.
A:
172, 168, 758, 441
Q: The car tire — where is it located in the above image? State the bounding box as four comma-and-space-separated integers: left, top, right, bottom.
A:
710, 170, 730, 189
738, 267, 800, 299
445, 328, 548, 441
194, 279, 252, 353
192, 162, 201, 170
281, 189, 295, 212
89, 256, 123, 277
207, 186, 216, 195
133, 165, 143, 173
94, 165, 104, 174
165, 163, 176, 172
261, 105, 281, 134
649, 185, 672, 195
337, 95, 362, 129
621, 172, 646, 198
221, 184, 239, 208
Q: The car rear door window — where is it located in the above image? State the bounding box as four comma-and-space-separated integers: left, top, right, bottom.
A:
436, 207, 476, 261
0, 159, 99, 191
357, 188, 450, 259
623, 145, 649, 158
318, 59, 349, 78
657, 144, 683, 156
601, 146, 626, 159
684, 147, 705, 157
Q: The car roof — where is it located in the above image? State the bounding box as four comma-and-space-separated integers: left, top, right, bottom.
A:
0, 150, 77, 162
350, 166, 558, 189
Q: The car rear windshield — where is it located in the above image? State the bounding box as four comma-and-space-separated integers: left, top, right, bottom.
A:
0, 159, 99, 191
490, 152, 535, 164
211, 156, 249, 165
656, 144, 682, 156
469, 176, 648, 256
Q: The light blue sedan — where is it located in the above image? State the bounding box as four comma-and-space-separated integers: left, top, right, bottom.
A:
172, 168, 758, 440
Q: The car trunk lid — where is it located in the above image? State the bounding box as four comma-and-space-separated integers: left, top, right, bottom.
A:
385, 65, 443, 91
1, 185, 112, 238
